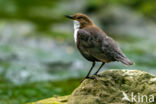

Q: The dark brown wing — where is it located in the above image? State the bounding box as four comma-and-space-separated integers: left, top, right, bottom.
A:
76, 29, 99, 61
101, 33, 133, 65
77, 26, 133, 65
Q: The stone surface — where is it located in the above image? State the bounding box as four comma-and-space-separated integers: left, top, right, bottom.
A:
68, 69, 156, 104
29, 96, 69, 104
29, 69, 156, 104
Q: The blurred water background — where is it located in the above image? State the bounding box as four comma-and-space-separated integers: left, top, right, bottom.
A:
0, 0, 156, 104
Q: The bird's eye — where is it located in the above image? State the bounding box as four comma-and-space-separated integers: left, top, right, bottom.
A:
77, 17, 82, 19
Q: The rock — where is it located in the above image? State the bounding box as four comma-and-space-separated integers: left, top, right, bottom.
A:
68, 70, 156, 104
29, 95, 69, 104
29, 70, 156, 104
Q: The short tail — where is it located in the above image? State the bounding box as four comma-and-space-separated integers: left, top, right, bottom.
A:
118, 57, 134, 66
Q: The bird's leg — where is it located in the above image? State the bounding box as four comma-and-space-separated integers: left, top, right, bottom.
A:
94, 62, 105, 75
85, 62, 95, 79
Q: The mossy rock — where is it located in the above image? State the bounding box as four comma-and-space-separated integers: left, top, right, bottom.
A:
29, 96, 69, 104
29, 70, 156, 104
69, 69, 156, 104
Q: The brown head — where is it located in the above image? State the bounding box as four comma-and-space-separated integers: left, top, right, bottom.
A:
65, 13, 94, 28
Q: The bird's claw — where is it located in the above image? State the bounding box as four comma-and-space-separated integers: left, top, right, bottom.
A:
94, 73, 102, 77
80, 76, 93, 83
85, 76, 96, 79
97, 74, 102, 77
81, 76, 97, 83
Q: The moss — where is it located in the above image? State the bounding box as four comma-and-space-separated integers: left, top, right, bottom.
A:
29, 70, 156, 104
69, 70, 156, 104
29, 96, 69, 104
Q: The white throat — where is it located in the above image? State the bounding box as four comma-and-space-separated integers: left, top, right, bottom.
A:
73, 20, 80, 43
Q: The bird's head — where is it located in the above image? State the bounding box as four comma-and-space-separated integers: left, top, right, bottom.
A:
65, 13, 93, 28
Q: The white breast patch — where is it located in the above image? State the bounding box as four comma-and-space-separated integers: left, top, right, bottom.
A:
73, 20, 80, 43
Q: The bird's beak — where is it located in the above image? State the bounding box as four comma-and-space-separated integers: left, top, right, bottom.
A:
65, 15, 74, 19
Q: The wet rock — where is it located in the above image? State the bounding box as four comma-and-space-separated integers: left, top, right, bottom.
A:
69, 69, 156, 104
29, 70, 156, 104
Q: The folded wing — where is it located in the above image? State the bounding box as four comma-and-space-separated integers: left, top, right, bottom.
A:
77, 28, 133, 65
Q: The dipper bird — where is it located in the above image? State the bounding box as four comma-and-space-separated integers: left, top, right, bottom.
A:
65, 13, 133, 79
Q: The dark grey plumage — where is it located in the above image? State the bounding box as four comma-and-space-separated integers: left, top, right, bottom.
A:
65, 13, 133, 79
77, 26, 133, 65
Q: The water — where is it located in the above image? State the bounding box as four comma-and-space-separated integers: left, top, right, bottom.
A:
0, 6, 156, 103
0, 17, 155, 85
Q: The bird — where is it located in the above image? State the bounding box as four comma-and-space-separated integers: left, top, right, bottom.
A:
65, 13, 133, 79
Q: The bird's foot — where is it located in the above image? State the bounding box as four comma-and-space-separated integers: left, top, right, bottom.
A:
94, 73, 102, 77
85, 76, 95, 79
93, 72, 98, 76
81, 76, 96, 83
